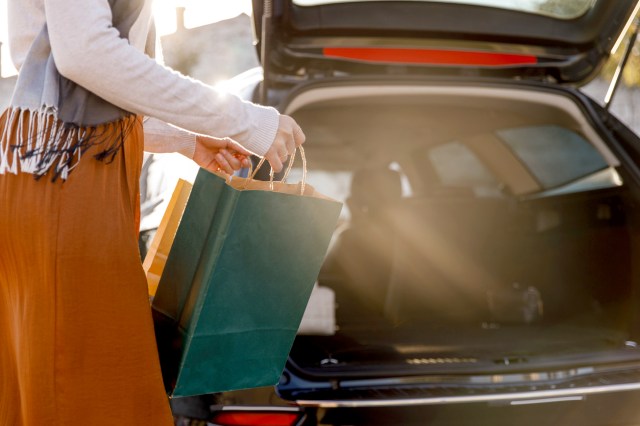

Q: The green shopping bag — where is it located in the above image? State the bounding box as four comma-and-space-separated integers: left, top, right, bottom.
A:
152, 151, 342, 397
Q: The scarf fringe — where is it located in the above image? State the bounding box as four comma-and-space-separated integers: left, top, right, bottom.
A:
0, 108, 135, 182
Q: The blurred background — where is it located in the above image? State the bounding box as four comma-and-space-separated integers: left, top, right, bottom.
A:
0, 0, 257, 102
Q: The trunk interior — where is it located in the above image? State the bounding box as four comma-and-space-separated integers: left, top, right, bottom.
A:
283, 82, 640, 380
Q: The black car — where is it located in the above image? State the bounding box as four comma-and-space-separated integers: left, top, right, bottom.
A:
173, 1, 640, 424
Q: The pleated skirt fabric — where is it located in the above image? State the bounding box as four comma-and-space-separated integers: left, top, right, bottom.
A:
0, 112, 173, 425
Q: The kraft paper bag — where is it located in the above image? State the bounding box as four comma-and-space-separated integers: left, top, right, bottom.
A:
143, 179, 193, 297
152, 153, 342, 397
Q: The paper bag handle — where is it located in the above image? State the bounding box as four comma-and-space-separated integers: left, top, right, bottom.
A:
244, 146, 307, 194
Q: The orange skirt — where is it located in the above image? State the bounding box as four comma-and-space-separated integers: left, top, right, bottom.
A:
0, 112, 173, 425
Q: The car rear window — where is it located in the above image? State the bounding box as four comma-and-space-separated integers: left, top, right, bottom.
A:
497, 125, 608, 189
292, 0, 595, 20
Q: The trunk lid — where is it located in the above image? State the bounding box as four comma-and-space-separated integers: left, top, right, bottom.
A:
252, 0, 640, 85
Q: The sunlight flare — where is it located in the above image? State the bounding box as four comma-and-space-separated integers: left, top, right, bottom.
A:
153, 0, 253, 36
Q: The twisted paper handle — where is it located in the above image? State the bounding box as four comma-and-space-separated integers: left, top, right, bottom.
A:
244, 146, 307, 195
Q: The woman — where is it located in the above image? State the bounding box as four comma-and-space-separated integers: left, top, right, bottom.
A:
0, 0, 305, 424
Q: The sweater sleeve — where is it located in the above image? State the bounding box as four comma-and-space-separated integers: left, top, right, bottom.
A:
42, 0, 278, 157
143, 117, 196, 158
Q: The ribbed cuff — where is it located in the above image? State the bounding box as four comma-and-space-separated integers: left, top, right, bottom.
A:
174, 132, 197, 159
242, 105, 280, 157
143, 116, 197, 158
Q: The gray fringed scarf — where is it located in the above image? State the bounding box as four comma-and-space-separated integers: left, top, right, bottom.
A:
0, 0, 148, 181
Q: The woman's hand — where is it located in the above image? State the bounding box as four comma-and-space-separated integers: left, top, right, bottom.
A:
193, 135, 252, 175
193, 114, 305, 175
264, 115, 306, 173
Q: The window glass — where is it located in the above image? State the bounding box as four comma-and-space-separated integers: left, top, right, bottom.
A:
428, 141, 502, 196
287, 169, 352, 220
389, 161, 414, 197
497, 125, 608, 189
292, 0, 595, 20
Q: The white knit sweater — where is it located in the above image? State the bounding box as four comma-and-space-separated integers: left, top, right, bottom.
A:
7, 0, 279, 159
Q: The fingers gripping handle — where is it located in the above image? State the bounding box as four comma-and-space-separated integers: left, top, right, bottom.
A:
245, 146, 307, 194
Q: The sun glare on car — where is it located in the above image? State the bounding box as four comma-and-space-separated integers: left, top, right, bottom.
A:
152, 0, 253, 36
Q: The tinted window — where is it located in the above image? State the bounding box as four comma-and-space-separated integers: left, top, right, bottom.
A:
498, 126, 608, 189
428, 141, 501, 196
293, 0, 594, 20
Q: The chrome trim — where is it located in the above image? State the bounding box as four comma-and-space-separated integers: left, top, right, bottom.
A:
220, 405, 303, 413
295, 382, 640, 408
339, 366, 597, 388
611, 0, 640, 53
509, 396, 584, 406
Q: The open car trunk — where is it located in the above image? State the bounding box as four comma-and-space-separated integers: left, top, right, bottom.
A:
277, 80, 640, 403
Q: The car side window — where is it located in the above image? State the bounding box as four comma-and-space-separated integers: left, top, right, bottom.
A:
427, 141, 501, 196
497, 125, 608, 189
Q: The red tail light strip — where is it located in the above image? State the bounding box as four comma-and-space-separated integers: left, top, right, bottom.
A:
211, 411, 300, 426
322, 47, 538, 66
